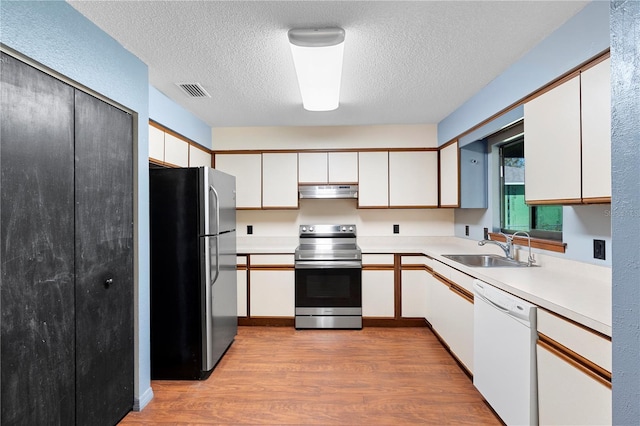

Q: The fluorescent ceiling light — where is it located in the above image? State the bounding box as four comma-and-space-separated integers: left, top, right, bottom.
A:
288, 28, 345, 112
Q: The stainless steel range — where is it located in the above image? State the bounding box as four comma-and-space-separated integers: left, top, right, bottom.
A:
294, 224, 362, 329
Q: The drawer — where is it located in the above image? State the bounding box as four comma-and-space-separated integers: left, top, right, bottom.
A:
537, 308, 611, 371
249, 254, 294, 266
362, 254, 394, 266
448, 267, 475, 294
400, 255, 429, 267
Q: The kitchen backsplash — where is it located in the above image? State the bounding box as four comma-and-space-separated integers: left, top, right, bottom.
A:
236, 199, 455, 237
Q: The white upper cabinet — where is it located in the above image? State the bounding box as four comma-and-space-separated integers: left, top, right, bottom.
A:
581, 58, 611, 201
358, 151, 389, 207
328, 152, 358, 183
148, 124, 165, 163
164, 133, 190, 167
524, 55, 611, 205
298, 152, 328, 183
215, 153, 262, 209
262, 153, 298, 208
524, 75, 582, 203
439, 142, 459, 207
389, 151, 438, 207
189, 145, 211, 168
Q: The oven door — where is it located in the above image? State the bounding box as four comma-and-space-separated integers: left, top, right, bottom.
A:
294, 262, 362, 309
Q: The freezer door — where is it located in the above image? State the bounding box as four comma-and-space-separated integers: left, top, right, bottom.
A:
202, 167, 236, 235
202, 231, 238, 371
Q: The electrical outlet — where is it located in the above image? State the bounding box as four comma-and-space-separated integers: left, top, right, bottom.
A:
594, 239, 605, 260
465, 225, 470, 236
247, 225, 253, 235
393, 224, 400, 234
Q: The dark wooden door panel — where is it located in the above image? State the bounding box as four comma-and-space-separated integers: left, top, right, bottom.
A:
74, 90, 134, 425
0, 53, 76, 425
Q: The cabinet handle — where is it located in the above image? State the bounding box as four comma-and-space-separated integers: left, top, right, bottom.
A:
104, 278, 114, 289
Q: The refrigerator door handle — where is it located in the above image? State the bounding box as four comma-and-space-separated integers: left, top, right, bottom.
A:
209, 185, 220, 236
211, 235, 220, 286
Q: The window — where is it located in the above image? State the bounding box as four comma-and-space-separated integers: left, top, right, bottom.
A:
497, 127, 562, 241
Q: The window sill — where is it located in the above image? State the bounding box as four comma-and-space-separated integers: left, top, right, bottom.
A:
488, 232, 566, 254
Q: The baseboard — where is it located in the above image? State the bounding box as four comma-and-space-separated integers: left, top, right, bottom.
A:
133, 386, 154, 412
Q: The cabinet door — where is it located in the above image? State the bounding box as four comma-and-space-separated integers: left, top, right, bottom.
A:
358, 151, 389, 207
389, 151, 438, 207
215, 154, 262, 208
362, 270, 395, 317
189, 144, 212, 167
401, 270, 428, 318
1, 53, 76, 425
298, 152, 328, 183
524, 76, 581, 203
249, 270, 295, 316
75, 91, 134, 425
164, 132, 189, 167
581, 58, 611, 201
328, 152, 358, 183
149, 124, 165, 163
262, 153, 298, 208
439, 142, 460, 207
537, 343, 611, 425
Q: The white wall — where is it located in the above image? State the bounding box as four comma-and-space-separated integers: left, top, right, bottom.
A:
237, 200, 454, 238
212, 124, 438, 150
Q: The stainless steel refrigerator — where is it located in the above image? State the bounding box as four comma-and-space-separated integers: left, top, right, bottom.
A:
149, 166, 237, 380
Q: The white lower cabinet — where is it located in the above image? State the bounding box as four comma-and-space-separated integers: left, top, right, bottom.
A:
362, 270, 395, 317
237, 267, 248, 317
249, 270, 294, 317
537, 343, 611, 425
426, 266, 473, 373
401, 269, 428, 318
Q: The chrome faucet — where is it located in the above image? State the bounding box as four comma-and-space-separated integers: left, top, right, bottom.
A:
511, 231, 536, 266
478, 232, 514, 259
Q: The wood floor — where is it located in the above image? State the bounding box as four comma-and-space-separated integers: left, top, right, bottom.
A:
120, 326, 501, 425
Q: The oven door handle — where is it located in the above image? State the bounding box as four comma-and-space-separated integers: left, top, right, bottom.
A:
295, 260, 362, 269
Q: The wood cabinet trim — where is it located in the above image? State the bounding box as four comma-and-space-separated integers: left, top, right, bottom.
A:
432, 271, 474, 302
488, 232, 567, 254
540, 307, 612, 341
213, 147, 438, 155
538, 334, 612, 388
582, 197, 611, 204
440, 49, 610, 148
150, 120, 212, 153
526, 198, 584, 205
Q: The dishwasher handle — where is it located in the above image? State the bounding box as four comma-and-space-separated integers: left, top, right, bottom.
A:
475, 290, 510, 313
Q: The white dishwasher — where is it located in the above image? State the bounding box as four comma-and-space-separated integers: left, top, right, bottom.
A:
473, 279, 538, 426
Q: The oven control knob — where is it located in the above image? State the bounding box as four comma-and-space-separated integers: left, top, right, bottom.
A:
309, 227, 314, 232
349, 226, 353, 232
341, 226, 346, 231
302, 226, 307, 232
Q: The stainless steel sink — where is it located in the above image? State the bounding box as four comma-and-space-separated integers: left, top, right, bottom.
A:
442, 254, 532, 268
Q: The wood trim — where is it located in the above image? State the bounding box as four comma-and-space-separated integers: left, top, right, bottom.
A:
432, 272, 474, 303
439, 204, 459, 208
488, 232, 567, 254
526, 198, 583, 205
400, 265, 430, 271
236, 207, 264, 211
540, 307, 612, 341
439, 139, 458, 150
363, 318, 428, 327
441, 49, 610, 147
538, 334, 612, 388
582, 197, 611, 204
260, 206, 299, 210
394, 255, 402, 320
449, 282, 474, 303
238, 317, 294, 327
388, 205, 440, 209
362, 264, 395, 271
149, 120, 212, 153
213, 147, 439, 156
298, 182, 359, 186
248, 265, 294, 271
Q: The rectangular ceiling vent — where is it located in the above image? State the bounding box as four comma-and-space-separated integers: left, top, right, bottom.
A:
176, 82, 211, 98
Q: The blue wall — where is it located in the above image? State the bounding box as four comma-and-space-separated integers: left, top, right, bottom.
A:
149, 86, 212, 149
438, 1, 610, 146
611, 1, 640, 423
0, 0, 153, 409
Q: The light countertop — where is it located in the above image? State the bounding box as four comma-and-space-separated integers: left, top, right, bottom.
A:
236, 235, 612, 337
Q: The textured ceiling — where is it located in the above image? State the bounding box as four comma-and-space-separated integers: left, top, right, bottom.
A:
68, 1, 588, 128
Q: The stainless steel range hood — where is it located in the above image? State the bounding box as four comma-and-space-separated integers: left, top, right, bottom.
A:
298, 184, 358, 199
